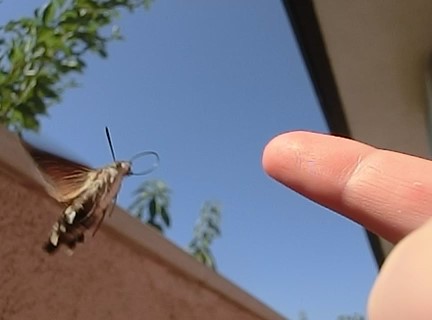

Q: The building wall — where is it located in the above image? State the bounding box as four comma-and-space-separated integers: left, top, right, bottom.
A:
0, 128, 285, 320
314, 1, 432, 259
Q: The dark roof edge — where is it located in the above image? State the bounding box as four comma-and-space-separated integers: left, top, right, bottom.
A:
281, 0, 350, 137
281, 0, 385, 268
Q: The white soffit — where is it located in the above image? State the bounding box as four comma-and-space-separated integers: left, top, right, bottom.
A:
313, 0, 432, 157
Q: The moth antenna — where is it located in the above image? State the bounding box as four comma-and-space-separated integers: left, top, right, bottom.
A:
105, 126, 117, 161
129, 151, 160, 176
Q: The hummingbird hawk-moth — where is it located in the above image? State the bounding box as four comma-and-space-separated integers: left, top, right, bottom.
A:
23, 128, 159, 254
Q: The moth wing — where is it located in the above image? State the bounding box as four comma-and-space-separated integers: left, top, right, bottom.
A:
23, 142, 94, 203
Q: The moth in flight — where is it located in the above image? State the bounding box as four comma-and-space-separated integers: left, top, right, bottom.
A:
23, 128, 159, 254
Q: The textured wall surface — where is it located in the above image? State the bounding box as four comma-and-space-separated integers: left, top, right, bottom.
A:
0, 129, 284, 320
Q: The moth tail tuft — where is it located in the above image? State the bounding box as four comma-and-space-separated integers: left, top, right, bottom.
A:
43, 241, 59, 254
43, 217, 87, 255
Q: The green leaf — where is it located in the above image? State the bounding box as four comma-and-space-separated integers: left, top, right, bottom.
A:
0, 0, 153, 132
23, 115, 39, 130
97, 47, 108, 58
42, 2, 57, 25
55, 0, 66, 7
12, 107, 39, 130
38, 84, 59, 99
191, 248, 216, 270
160, 206, 170, 227
208, 220, 221, 235
149, 197, 157, 219
8, 41, 24, 63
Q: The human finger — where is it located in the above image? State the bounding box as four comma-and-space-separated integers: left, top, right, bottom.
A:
262, 131, 432, 243
368, 217, 432, 319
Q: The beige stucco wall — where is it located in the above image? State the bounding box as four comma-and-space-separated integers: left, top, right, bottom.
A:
313, 0, 432, 157
0, 127, 285, 320
311, 0, 432, 258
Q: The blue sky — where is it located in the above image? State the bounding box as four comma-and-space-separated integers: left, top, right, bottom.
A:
1, 1, 377, 319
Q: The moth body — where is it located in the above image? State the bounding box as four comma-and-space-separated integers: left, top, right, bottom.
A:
21, 139, 134, 254
22, 130, 158, 255
45, 160, 132, 253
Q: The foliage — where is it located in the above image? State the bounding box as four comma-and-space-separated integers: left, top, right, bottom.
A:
129, 182, 223, 268
1, 0, 224, 270
0, 0, 152, 132
128, 179, 171, 232
188, 201, 222, 270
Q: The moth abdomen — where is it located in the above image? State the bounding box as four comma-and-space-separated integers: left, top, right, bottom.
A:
43, 223, 85, 254
43, 241, 59, 254
44, 197, 100, 254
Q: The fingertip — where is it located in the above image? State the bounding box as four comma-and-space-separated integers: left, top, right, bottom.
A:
262, 132, 288, 178
262, 131, 311, 179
